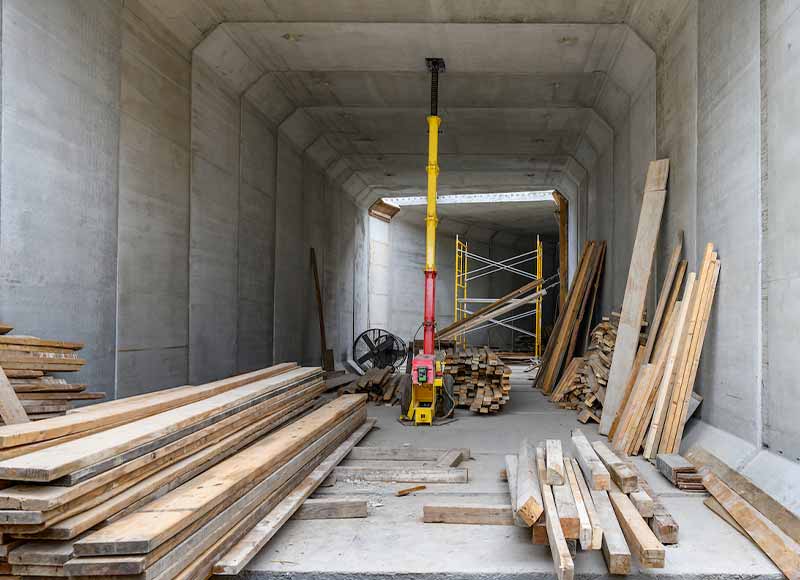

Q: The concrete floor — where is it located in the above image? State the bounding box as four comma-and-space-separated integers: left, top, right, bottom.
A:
241, 367, 782, 579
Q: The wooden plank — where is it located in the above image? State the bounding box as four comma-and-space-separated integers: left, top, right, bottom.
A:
570, 429, 609, 490
333, 466, 467, 483
642, 233, 683, 363
599, 159, 669, 434
423, 504, 514, 525
207, 419, 375, 577
591, 441, 638, 493
563, 457, 592, 549
607, 347, 646, 440
591, 490, 631, 575
0, 337, 82, 350
537, 446, 573, 580
608, 485, 665, 568
504, 454, 527, 527
346, 447, 469, 462
0, 368, 319, 482
8, 538, 79, 565
568, 458, 602, 550
643, 274, 696, 458
686, 447, 800, 544
704, 496, 749, 537
515, 439, 544, 526
73, 396, 366, 556
0, 363, 298, 448
545, 440, 565, 485
0, 367, 28, 426
703, 472, 800, 579
293, 498, 367, 520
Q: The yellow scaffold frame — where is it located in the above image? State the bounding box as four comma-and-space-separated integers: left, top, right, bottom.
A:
453, 235, 468, 348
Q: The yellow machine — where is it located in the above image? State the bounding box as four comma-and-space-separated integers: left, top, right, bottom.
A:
401, 57, 452, 426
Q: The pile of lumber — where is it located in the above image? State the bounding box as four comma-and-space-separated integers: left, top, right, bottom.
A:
605, 240, 719, 457
534, 240, 606, 395
655, 453, 704, 492
0, 363, 371, 579
549, 316, 646, 421
443, 347, 511, 414
0, 333, 106, 422
496, 429, 675, 579
688, 447, 800, 579
338, 367, 401, 404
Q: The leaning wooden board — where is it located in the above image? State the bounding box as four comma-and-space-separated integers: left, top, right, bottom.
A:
600, 159, 669, 434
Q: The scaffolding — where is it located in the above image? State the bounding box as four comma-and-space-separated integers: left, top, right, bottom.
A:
453, 235, 544, 358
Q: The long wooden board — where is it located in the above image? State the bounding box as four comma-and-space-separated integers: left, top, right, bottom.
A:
423, 504, 514, 526
642, 233, 683, 362
600, 159, 669, 434
0, 368, 317, 481
0, 363, 298, 448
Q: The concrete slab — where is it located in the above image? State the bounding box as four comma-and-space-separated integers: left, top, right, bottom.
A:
240, 367, 783, 579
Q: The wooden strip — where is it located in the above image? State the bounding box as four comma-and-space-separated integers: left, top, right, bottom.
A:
0, 363, 298, 448
423, 504, 514, 525
686, 447, 800, 544
0, 367, 28, 426
568, 458, 602, 550
293, 498, 367, 520
545, 440, 565, 485
0, 368, 318, 482
703, 472, 800, 578
591, 441, 638, 493
333, 466, 467, 483
570, 429, 609, 490
204, 419, 374, 577
600, 159, 669, 434
608, 485, 664, 568
591, 490, 631, 574
0, 336, 82, 350
515, 439, 544, 526
563, 457, 592, 549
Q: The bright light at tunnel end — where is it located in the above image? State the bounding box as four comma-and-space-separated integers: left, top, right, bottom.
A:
383, 190, 556, 207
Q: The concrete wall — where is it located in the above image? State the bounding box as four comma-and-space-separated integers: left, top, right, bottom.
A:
0, 0, 123, 400
0, 3, 362, 398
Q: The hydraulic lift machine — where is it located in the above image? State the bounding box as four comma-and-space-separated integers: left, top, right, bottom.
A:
401, 57, 454, 426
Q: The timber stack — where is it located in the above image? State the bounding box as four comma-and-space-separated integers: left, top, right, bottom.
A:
443, 347, 511, 414
0, 330, 106, 421
339, 367, 401, 404
0, 363, 371, 579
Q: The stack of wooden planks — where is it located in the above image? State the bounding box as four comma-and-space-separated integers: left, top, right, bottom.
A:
443, 347, 511, 414
688, 447, 800, 579
494, 429, 673, 579
0, 363, 372, 579
0, 334, 107, 422
534, 240, 606, 395
606, 240, 719, 457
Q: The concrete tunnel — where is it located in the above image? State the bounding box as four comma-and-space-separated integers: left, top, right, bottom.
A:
0, 2, 797, 573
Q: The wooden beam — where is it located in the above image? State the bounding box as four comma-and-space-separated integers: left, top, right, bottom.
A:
568, 458, 602, 550
346, 447, 470, 462
563, 457, 592, 549
423, 504, 514, 525
537, 445, 573, 580
570, 429, 609, 490
599, 159, 669, 434
629, 489, 655, 518
591, 490, 631, 575
515, 439, 544, 526
702, 471, 800, 579
608, 485, 665, 568
504, 455, 527, 527
591, 441, 638, 493
545, 439, 565, 485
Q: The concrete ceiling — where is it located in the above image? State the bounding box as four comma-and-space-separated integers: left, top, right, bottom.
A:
140, 0, 687, 239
